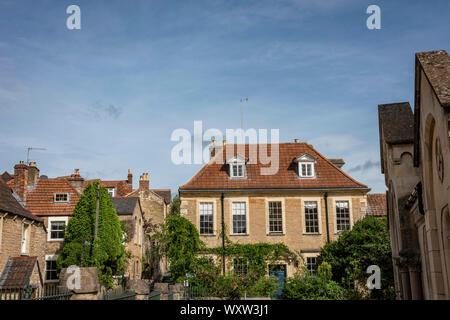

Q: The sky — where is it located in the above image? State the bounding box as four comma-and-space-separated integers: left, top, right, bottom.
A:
0, 0, 449, 196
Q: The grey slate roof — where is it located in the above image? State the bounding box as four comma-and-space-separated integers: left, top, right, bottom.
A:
378, 102, 414, 145
151, 189, 171, 204
1, 171, 13, 183
112, 197, 139, 215
0, 178, 42, 222
416, 50, 450, 108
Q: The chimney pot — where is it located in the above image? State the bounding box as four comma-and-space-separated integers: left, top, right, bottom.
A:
139, 172, 149, 190
213, 139, 217, 146
223, 140, 227, 146
294, 139, 299, 143
127, 169, 133, 185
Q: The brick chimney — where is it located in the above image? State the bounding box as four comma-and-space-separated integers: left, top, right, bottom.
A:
127, 169, 133, 185
27, 162, 40, 187
14, 161, 28, 201
67, 169, 84, 194
139, 173, 149, 190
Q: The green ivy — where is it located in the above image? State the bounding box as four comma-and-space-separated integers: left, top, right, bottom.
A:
56, 182, 126, 288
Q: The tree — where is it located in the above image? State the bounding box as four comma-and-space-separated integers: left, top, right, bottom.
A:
316, 216, 395, 299
168, 194, 181, 216
57, 182, 126, 287
153, 215, 203, 282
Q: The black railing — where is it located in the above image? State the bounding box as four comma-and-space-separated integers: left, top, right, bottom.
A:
0, 286, 72, 300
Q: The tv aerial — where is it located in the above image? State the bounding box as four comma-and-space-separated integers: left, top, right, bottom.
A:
26, 147, 47, 164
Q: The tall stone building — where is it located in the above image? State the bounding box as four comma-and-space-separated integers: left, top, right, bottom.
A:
378, 50, 450, 300
179, 141, 370, 278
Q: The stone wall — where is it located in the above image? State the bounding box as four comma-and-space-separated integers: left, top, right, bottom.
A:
0, 213, 46, 287
180, 190, 367, 276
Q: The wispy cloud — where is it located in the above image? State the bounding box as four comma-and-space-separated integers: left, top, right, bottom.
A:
348, 160, 381, 173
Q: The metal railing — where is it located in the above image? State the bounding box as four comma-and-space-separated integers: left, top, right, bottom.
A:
0, 286, 72, 300
102, 286, 136, 300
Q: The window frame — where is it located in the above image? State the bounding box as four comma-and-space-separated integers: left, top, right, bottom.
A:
233, 258, 249, 276
53, 193, 70, 203
198, 201, 215, 236
47, 216, 69, 242
295, 153, 316, 179
45, 254, 59, 283
107, 187, 116, 197
21, 222, 30, 255
226, 155, 247, 179
231, 201, 248, 235
266, 199, 285, 235
302, 198, 321, 235
334, 199, 352, 233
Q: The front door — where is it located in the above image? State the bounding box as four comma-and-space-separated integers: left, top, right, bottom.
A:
269, 265, 286, 298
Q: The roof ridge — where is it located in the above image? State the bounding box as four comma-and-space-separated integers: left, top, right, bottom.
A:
304, 144, 368, 189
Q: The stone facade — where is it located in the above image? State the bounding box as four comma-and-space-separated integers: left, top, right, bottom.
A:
180, 190, 367, 277
378, 50, 450, 300
179, 142, 370, 277
0, 213, 47, 288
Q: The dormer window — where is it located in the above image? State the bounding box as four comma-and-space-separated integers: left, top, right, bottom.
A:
294, 153, 316, 178
107, 187, 116, 197
226, 155, 247, 179
54, 193, 69, 203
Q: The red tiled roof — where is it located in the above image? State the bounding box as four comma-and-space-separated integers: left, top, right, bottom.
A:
366, 193, 387, 216
180, 143, 368, 190
25, 178, 80, 216
83, 179, 132, 197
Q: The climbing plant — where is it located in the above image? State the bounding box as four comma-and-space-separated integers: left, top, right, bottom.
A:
56, 182, 126, 288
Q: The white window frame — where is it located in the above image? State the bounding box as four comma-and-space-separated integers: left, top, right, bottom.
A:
226, 155, 247, 179
53, 193, 70, 203
301, 197, 322, 235
303, 252, 319, 275
21, 223, 30, 255
198, 200, 216, 236
333, 197, 354, 234
107, 187, 116, 197
230, 199, 249, 235
45, 254, 59, 283
295, 153, 316, 179
265, 198, 286, 235
48, 216, 69, 242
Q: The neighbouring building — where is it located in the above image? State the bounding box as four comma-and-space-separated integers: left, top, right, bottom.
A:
179, 141, 371, 279
378, 50, 450, 300
366, 193, 387, 217
0, 177, 47, 291
126, 173, 171, 279
111, 197, 145, 280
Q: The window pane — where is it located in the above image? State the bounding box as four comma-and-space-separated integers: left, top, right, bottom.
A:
50, 221, 66, 239
304, 201, 319, 233
336, 201, 350, 231
268, 201, 283, 233
232, 202, 246, 234
306, 257, 317, 275
199, 202, 214, 235
233, 258, 248, 276
45, 260, 58, 281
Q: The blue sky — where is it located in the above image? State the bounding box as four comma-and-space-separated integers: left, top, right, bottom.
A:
0, 0, 449, 195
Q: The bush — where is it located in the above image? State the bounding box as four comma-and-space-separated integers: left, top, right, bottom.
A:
316, 216, 395, 299
248, 276, 280, 297
281, 271, 345, 300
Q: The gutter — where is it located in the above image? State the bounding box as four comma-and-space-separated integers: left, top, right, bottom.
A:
179, 187, 370, 193
324, 192, 330, 243
221, 193, 226, 275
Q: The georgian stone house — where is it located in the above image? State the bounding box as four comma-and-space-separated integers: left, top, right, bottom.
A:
179, 141, 370, 278
0, 177, 47, 290
378, 50, 450, 300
